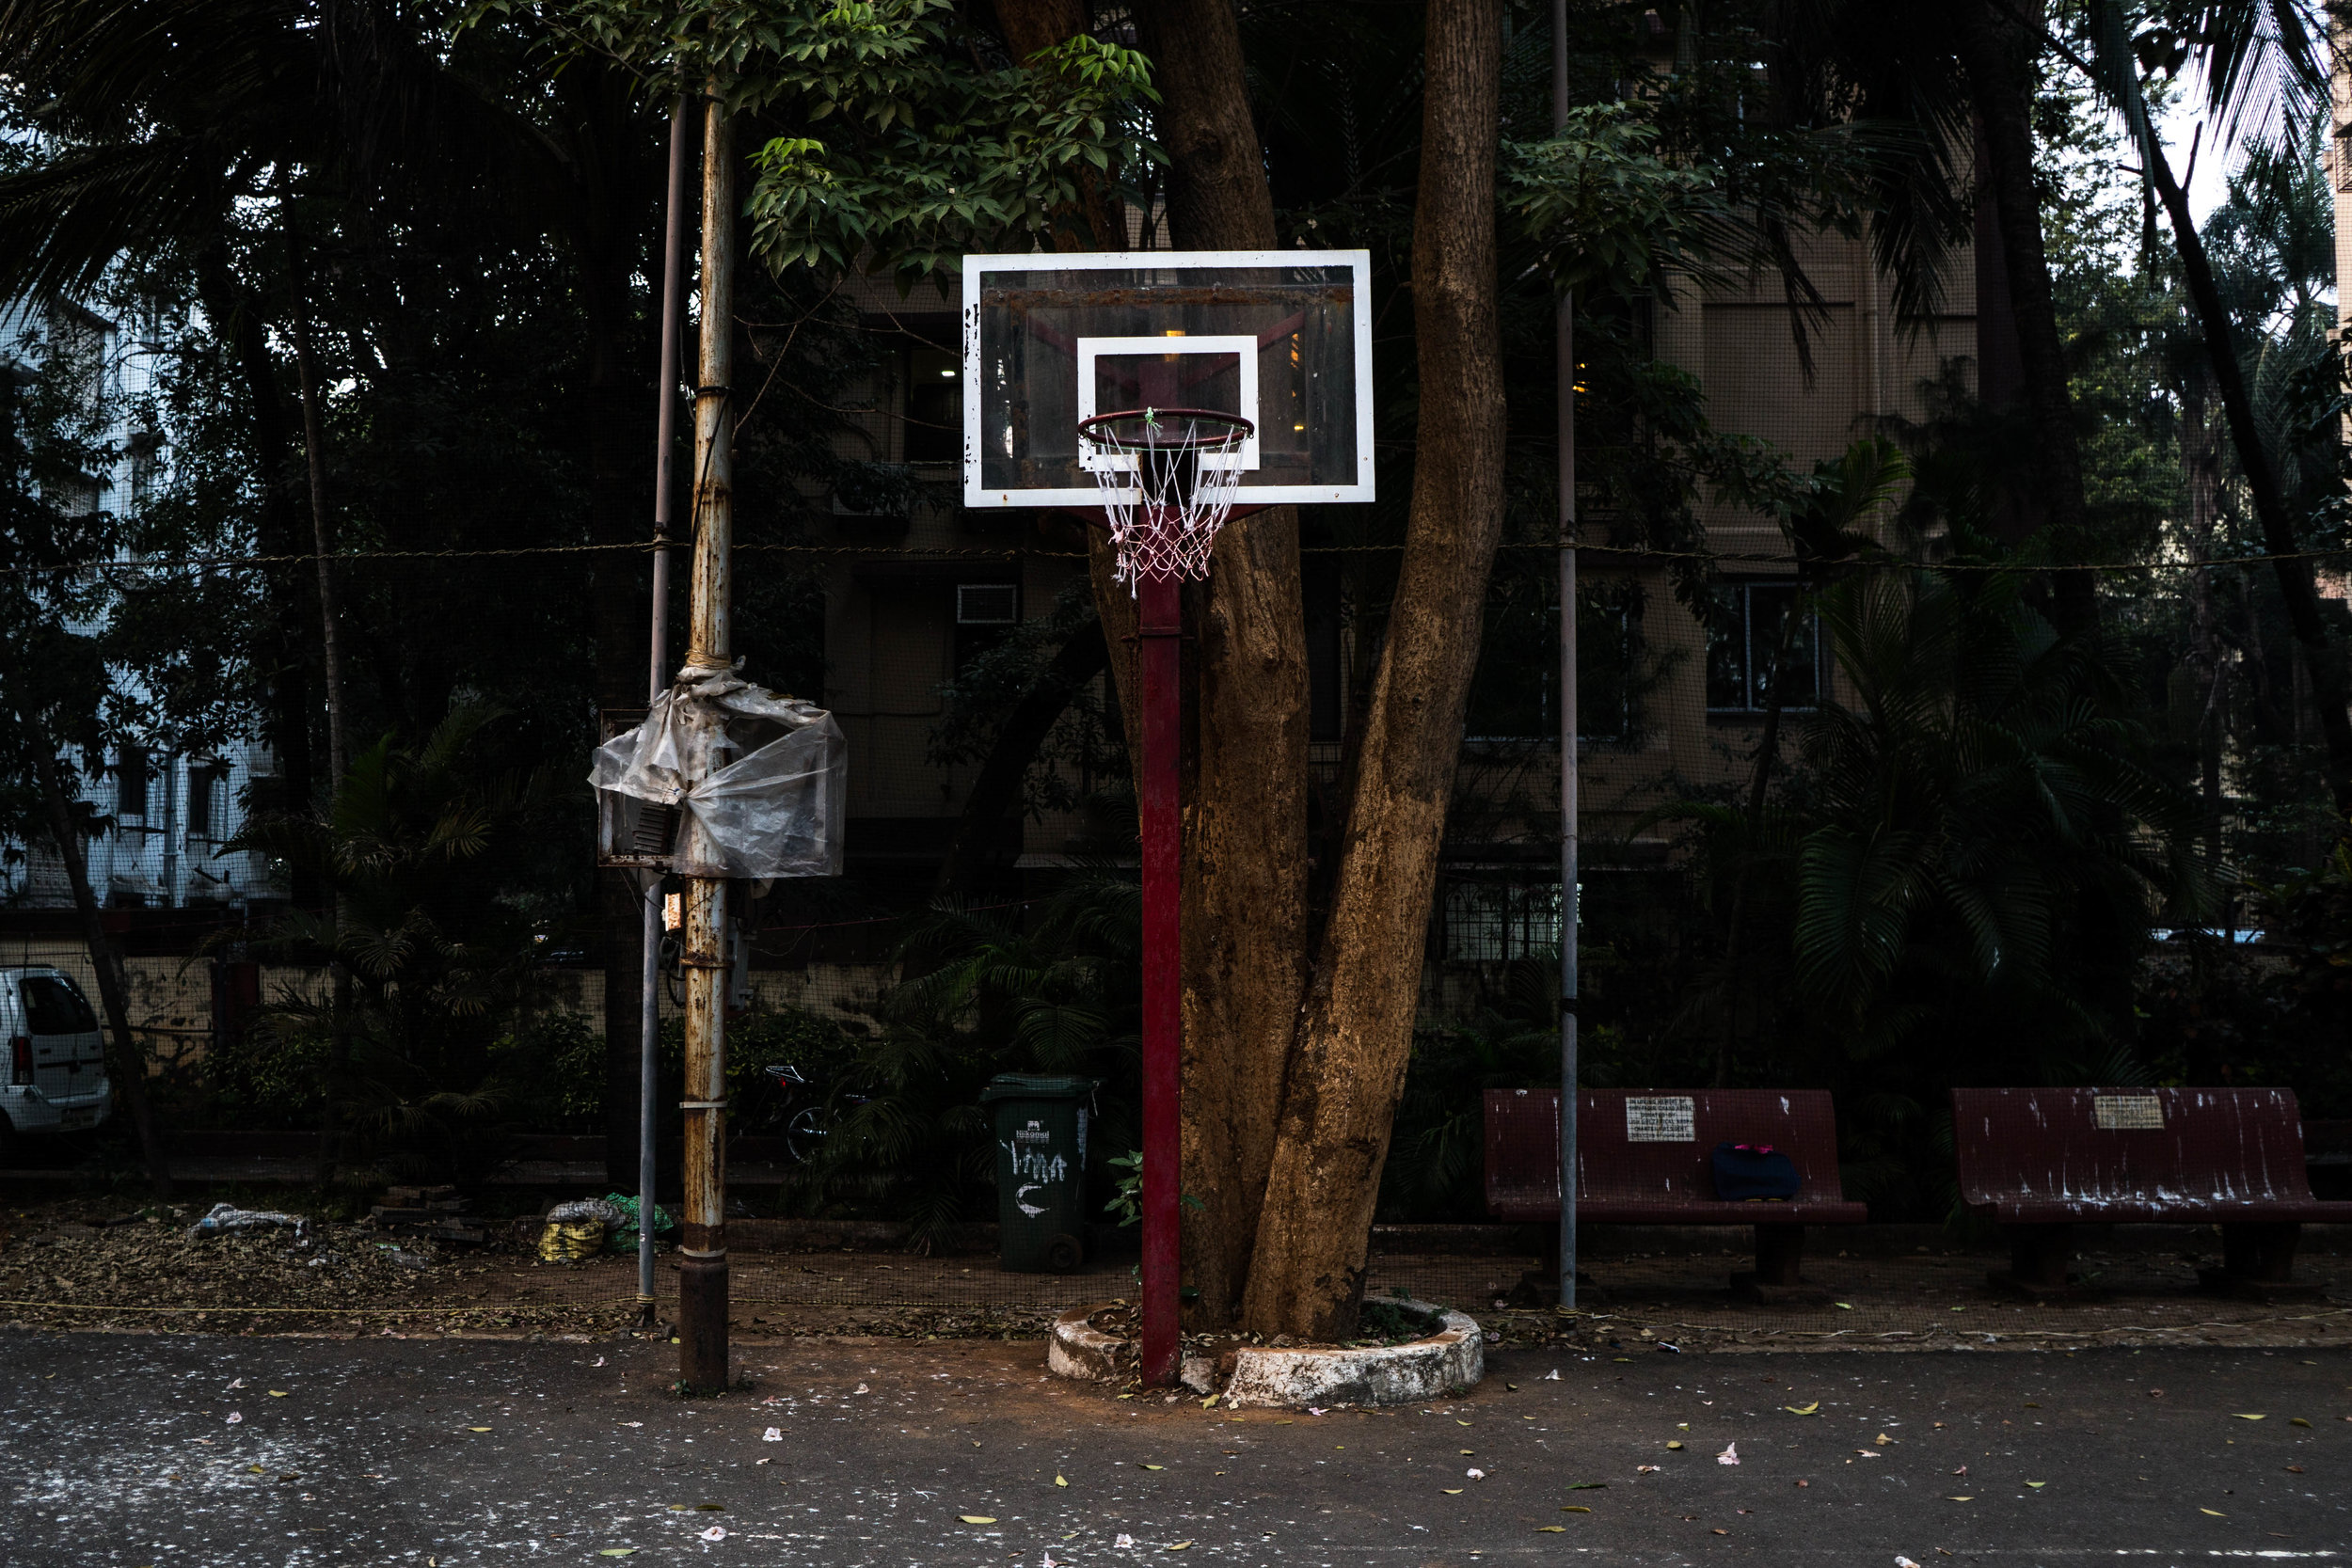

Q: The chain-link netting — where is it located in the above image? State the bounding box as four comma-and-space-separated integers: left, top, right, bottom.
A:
6, 121, 2351, 1342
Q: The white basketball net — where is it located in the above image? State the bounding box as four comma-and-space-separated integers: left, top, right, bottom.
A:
1079, 408, 1251, 590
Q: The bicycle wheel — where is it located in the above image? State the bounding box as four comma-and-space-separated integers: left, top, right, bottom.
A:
785, 1107, 827, 1165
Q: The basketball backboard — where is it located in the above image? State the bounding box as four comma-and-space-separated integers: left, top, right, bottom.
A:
961, 250, 1375, 511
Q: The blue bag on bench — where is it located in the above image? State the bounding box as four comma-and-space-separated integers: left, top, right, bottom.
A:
1711, 1142, 1801, 1201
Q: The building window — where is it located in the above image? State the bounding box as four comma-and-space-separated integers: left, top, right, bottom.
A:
1442, 881, 1561, 963
1706, 581, 1822, 713
952, 580, 1020, 673
903, 346, 960, 464
116, 747, 149, 819
188, 765, 225, 840
1464, 578, 1645, 743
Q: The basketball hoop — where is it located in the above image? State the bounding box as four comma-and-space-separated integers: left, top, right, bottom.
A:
1077, 406, 1254, 589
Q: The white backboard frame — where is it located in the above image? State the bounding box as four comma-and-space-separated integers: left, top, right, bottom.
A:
961, 249, 1375, 509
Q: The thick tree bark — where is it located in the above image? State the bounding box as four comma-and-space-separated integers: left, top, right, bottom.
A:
27, 736, 170, 1196
1120, 0, 1318, 1330
993, 0, 1124, 248
934, 620, 1110, 897
2145, 141, 2352, 808
1242, 0, 1507, 1340
1951, 1, 2099, 635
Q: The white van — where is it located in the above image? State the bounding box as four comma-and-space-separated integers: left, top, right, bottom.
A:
0, 967, 113, 1153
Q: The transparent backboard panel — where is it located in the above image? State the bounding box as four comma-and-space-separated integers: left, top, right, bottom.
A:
961, 250, 1374, 508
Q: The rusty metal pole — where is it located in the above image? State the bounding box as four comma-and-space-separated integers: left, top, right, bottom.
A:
676, 86, 735, 1396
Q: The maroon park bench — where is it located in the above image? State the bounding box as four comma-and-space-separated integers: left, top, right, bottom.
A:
1951, 1086, 2352, 1300
1484, 1088, 1866, 1301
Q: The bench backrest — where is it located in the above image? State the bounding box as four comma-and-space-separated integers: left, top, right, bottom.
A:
1949, 1086, 2318, 1210
1484, 1087, 1848, 1212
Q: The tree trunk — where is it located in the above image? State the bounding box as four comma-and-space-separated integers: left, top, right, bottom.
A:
2144, 139, 2352, 809
1952, 0, 2099, 636
1121, 0, 1318, 1330
190, 247, 315, 875
285, 240, 354, 1185
27, 734, 170, 1196
994, 0, 1124, 248
1242, 0, 1506, 1339
934, 619, 1109, 897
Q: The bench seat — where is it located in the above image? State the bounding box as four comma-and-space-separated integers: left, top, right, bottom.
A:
1484, 1087, 1864, 1297
1952, 1086, 2352, 1297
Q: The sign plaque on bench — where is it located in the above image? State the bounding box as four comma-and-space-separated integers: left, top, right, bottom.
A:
1624, 1097, 1695, 1143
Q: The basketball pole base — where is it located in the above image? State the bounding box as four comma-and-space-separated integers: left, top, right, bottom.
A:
1138, 565, 1184, 1387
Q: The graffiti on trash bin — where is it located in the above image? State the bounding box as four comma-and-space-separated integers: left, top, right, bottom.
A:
1006, 1120, 1072, 1215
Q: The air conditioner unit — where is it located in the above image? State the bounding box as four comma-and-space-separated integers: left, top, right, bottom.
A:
956, 583, 1019, 626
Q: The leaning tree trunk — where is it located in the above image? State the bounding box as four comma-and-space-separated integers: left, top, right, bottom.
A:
2142, 140, 2352, 810
1242, 0, 1507, 1340
26, 733, 170, 1196
1952, 0, 2100, 637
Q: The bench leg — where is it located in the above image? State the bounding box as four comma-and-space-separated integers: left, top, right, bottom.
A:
2202, 1222, 2318, 1299
1989, 1224, 2080, 1297
1754, 1225, 1806, 1287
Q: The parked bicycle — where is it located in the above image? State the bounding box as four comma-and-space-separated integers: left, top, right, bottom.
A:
738, 1060, 866, 1165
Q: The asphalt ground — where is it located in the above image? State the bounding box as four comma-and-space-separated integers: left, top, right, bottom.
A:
4, 1330, 2348, 1566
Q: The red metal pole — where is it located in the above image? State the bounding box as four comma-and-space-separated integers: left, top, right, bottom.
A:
1137, 551, 1183, 1388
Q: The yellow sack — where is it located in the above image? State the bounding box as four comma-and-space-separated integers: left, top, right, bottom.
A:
537, 1218, 607, 1263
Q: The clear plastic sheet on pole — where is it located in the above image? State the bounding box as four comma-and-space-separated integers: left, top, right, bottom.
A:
590, 664, 847, 880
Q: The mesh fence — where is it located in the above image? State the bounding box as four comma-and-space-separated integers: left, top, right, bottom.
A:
3, 166, 2350, 1341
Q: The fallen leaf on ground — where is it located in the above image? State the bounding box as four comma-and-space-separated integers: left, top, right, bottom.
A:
1566, 1481, 1607, 1490
619, 1421, 643, 1428
959, 1515, 997, 1525
2026, 1481, 2046, 1489
466, 1427, 490, 1433
1874, 1433, 1894, 1446
1543, 1369, 1560, 1381
762, 1428, 781, 1442
1536, 1525, 1565, 1531
1637, 1465, 1660, 1474
1666, 1441, 1684, 1450
1717, 1444, 1740, 1465
1168, 1543, 1191, 1551
2290, 1418, 2312, 1428
2286, 1465, 2305, 1474
1712, 1528, 1729, 1535
1140, 1464, 1166, 1471
1442, 1488, 1463, 1495
1785, 1402, 1820, 1416
225, 1414, 242, 1425
268, 1391, 287, 1399
2235, 1414, 2265, 1421
697, 1527, 725, 1542
597, 1550, 636, 1558
2201, 1509, 2226, 1517
1835, 1302, 1852, 1309
1056, 1475, 1068, 1487
1467, 1468, 1486, 1480
1560, 1505, 1591, 1513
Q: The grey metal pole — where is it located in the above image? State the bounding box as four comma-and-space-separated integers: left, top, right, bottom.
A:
641, 93, 692, 1326
677, 84, 736, 1395
1552, 0, 1580, 1315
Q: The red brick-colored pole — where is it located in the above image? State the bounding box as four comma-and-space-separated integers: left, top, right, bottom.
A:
1136, 551, 1183, 1388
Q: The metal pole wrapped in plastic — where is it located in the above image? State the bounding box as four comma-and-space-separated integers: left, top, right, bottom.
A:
1079, 407, 1251, 1387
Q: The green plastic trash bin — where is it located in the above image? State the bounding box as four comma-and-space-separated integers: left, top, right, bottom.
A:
981, 1074, 1100, 1274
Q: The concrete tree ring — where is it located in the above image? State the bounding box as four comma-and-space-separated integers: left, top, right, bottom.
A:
1045, 1299, 1484, 1409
